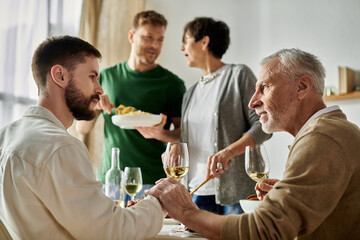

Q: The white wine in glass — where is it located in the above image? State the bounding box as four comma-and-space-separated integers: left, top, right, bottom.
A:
123, 167, 143, 201
245, 144, 270, 182
163, 142, 189, 181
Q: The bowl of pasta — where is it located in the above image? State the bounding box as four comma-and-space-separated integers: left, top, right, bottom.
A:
239, 194, 260, 213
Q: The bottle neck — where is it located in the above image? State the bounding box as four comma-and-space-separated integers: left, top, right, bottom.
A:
111, 148, 120, 169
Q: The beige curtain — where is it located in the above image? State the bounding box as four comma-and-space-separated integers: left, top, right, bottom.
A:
69, 0, 145, 169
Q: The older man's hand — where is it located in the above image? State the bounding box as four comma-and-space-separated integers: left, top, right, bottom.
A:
145, 178, 199, 221
255, 178, 279, 200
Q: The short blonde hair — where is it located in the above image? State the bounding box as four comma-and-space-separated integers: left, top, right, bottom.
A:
132, 10, 167, 30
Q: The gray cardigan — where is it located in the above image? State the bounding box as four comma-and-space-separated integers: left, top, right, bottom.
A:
181, 64, 271, 205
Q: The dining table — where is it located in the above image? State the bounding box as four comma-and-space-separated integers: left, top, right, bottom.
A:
147, 218, 206, 240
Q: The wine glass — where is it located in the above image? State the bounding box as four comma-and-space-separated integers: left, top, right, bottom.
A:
123, 167, 143, 201
245, 144, 270, 182
163, 142, 189, 181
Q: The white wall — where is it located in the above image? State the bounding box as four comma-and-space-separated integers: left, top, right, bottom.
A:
145, 0, 360, 179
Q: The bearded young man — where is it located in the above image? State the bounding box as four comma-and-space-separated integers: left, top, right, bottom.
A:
0, 36, 165, 239
76, 11, 186, 201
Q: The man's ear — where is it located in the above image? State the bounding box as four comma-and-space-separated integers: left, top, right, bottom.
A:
50, 65, 67, 88
297, 75, 313, 100
128, 29, 135, 44
201, 36, 210, 51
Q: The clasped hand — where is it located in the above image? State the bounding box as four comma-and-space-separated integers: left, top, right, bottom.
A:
145, 178, 199, 221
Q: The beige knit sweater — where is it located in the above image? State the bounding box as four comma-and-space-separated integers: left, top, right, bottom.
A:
221, 109, 360, 239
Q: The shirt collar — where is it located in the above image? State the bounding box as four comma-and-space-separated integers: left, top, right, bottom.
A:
295, 105, 340, 139
24, 105, 68, 131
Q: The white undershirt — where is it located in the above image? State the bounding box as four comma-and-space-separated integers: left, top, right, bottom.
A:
187, 65, 230, 195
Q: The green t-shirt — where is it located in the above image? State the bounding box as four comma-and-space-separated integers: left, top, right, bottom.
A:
99, 61, 186, 184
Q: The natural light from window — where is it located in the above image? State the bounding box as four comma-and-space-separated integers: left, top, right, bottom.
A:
0, 0, 83, 128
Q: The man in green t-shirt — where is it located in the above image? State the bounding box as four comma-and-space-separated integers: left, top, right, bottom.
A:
77, 10, 186, 200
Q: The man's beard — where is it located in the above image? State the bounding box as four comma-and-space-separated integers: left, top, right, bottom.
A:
64, 78, 100, 121
261, 117, 277, 134
138, 47, 159, 65
261, 97, 295, 134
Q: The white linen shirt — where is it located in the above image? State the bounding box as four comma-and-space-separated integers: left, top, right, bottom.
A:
0, 106, 164, 240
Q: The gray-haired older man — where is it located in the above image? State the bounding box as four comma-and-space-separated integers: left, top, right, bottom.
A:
146, 49, 360, 240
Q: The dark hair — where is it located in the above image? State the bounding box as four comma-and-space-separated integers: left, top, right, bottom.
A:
132, 10, 167, 29
31, 35, 101, 93
183, 17, 230, 59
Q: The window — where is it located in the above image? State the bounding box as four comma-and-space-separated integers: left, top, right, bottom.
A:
0, 0, 82, 128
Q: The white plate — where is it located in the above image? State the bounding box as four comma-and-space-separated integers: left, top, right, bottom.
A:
112, 114, 162, 129
239, 199, 260, 213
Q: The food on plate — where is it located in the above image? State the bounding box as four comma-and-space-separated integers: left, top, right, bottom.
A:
115, 104, 151, 115
112, 105, 161, 129
246, 194, 259, 201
